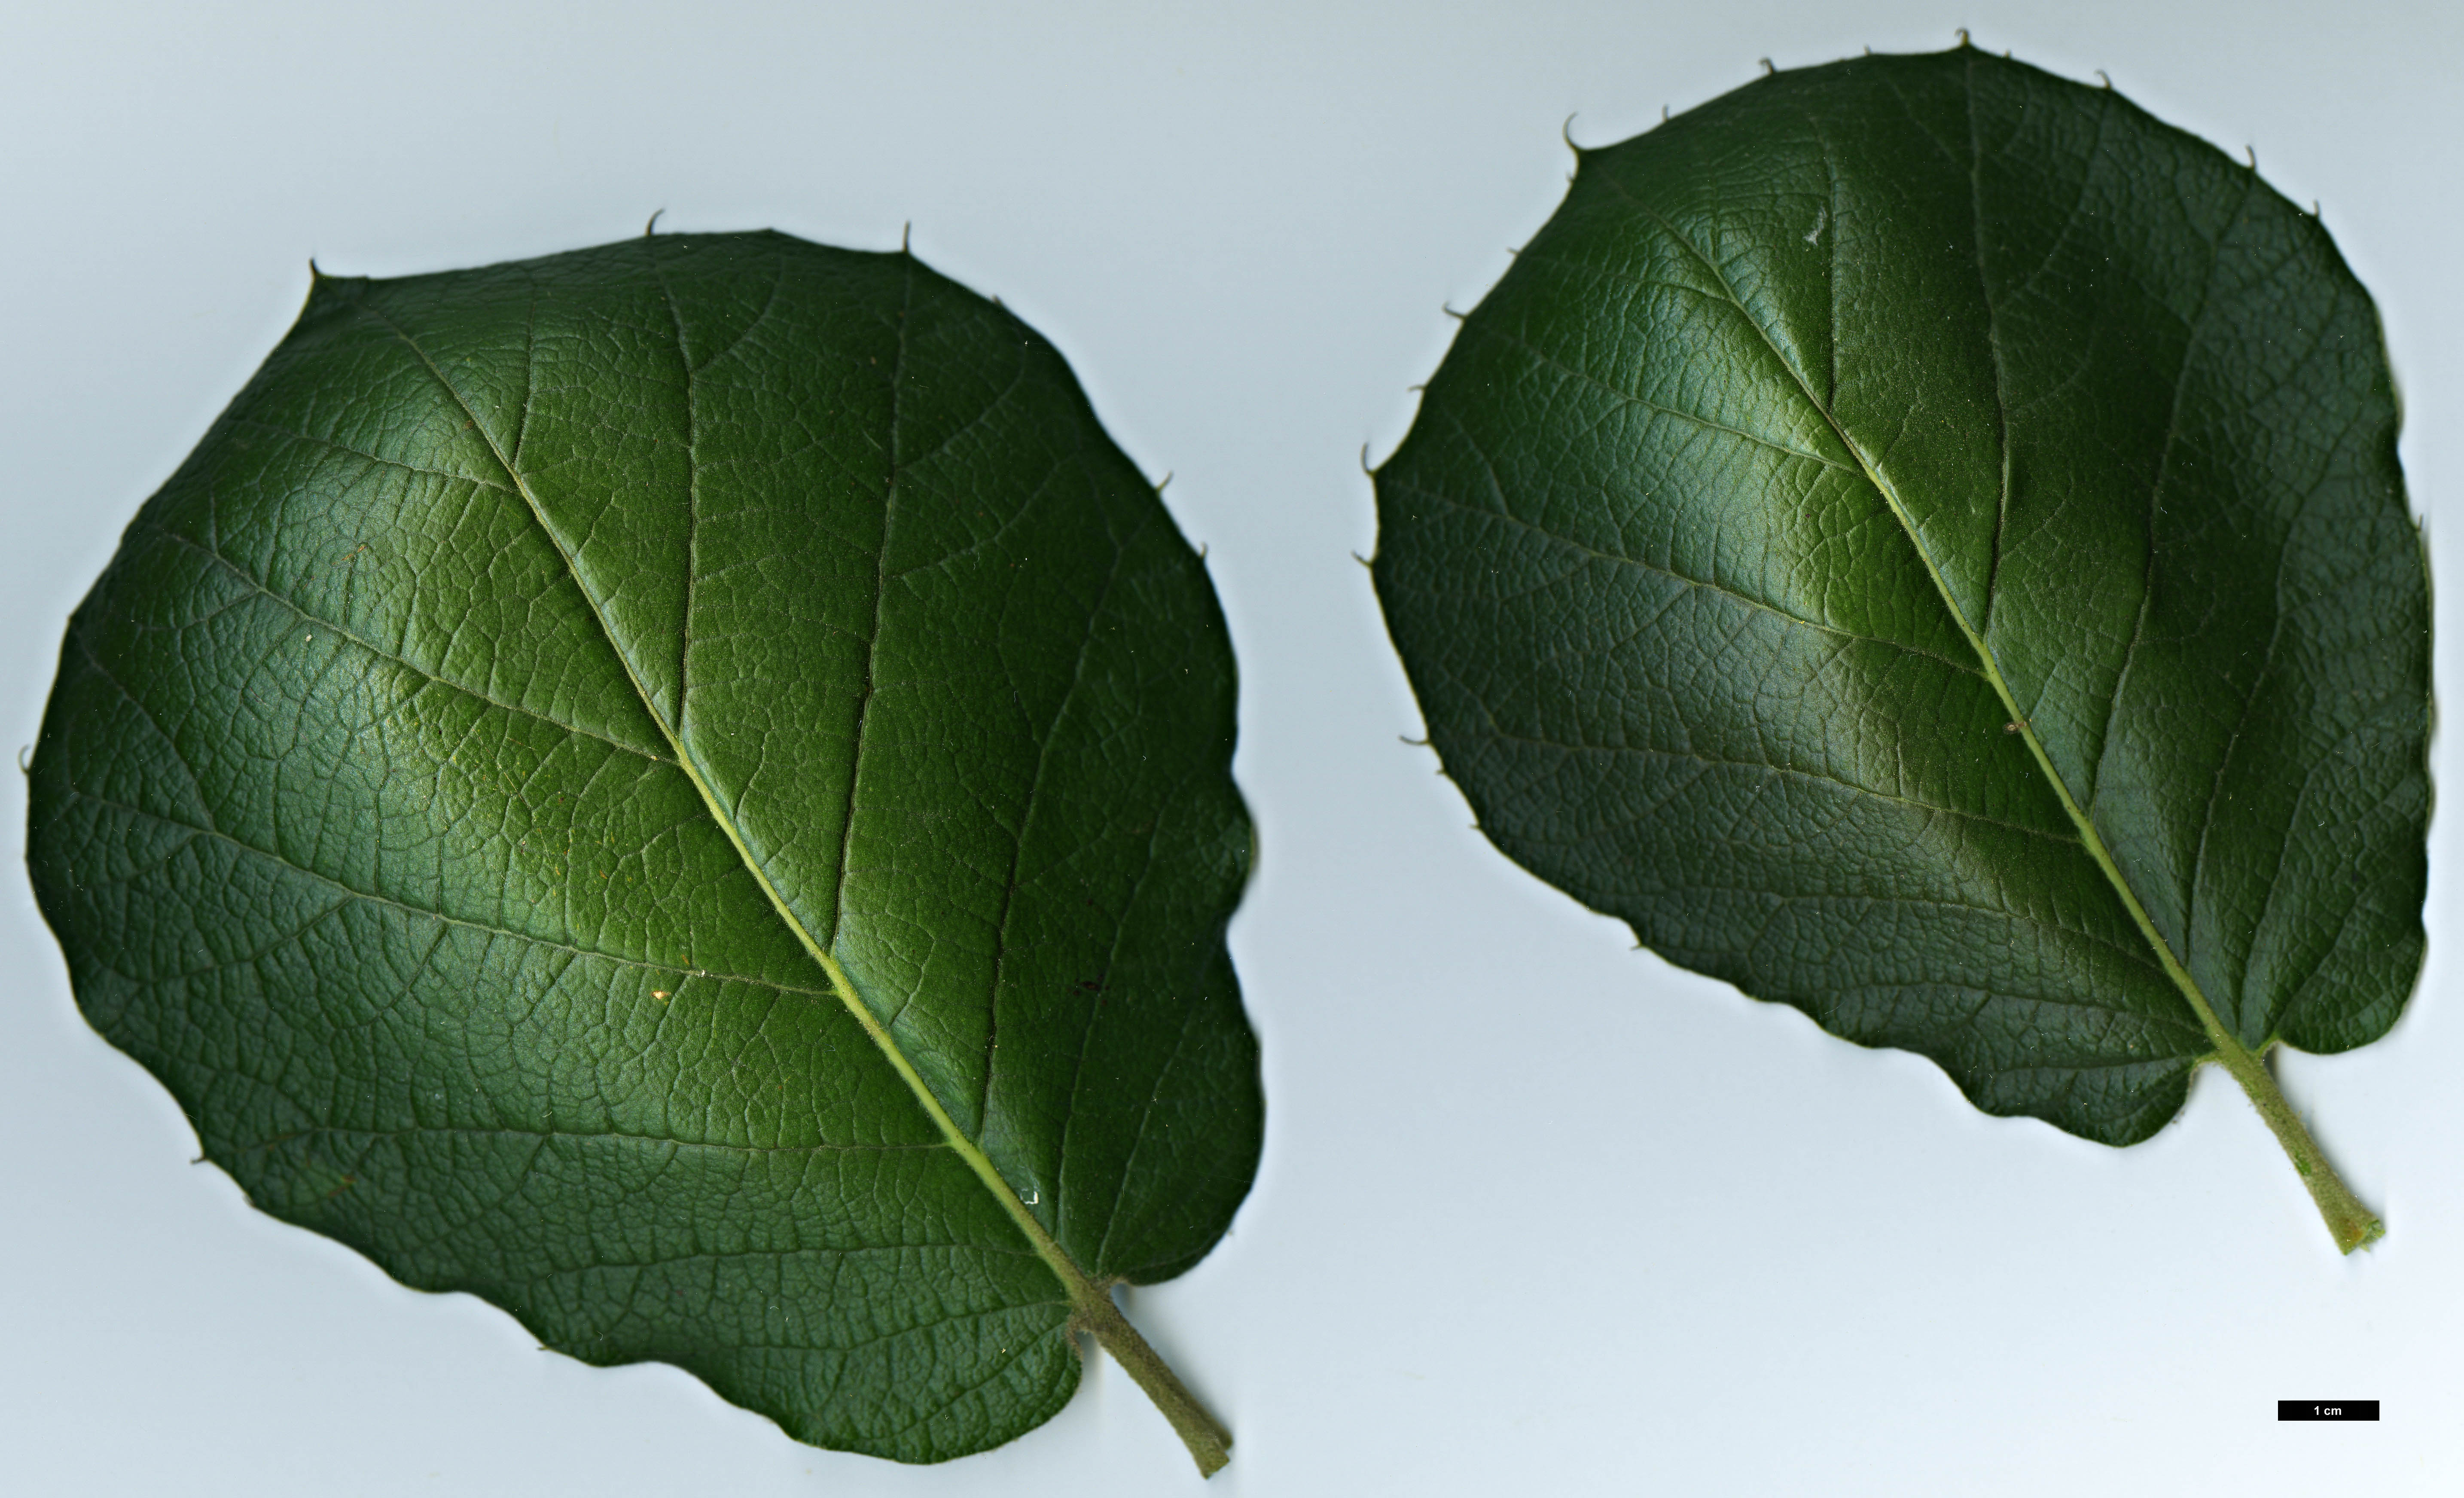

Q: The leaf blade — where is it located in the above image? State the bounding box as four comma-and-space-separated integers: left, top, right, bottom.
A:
31, 231, 1258, 1461
1374, 47, 2424, 1227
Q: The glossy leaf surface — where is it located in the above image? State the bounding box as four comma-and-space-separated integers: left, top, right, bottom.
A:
1372, 48, 2425, 1245
29, 232, 1259, 1463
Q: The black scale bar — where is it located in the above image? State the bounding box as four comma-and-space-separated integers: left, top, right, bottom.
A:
2278, 1401, 2379, 1421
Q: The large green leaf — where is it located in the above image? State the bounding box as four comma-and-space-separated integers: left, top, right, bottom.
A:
28, 231, 1258, 1468
1372, 46, 2426, 1251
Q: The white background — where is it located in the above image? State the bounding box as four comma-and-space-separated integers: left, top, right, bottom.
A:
2, 2, 2457, 1493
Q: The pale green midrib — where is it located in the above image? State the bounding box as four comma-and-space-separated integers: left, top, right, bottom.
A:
1630, 204, 2258, 1077
363, 302, 1110, 1316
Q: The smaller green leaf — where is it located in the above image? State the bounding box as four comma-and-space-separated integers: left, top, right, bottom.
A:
29, 230, 1259, 1468
1373, 45, 2426, 1251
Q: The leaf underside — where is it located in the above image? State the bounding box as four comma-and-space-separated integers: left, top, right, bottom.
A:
1374, 47, 2427, 1146
30, 232, 1260, 1462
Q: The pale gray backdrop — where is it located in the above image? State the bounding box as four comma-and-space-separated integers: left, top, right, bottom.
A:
3, 2, 2457, 1492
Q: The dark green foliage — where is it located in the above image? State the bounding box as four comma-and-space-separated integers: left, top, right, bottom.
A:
1374, 48, 2426, 1148
30, 232, 1259, 1461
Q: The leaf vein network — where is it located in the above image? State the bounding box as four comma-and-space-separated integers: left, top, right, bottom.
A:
144, 522, 674, 765
1397, 477, 1988, 680
61, 785, 836, 998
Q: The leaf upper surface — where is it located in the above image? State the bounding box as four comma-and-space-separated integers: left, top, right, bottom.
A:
1374, 48, 2427, 1147
30, 231, 1260, 1461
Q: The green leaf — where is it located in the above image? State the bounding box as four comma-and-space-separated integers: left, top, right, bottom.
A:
1372, 46, 2426, 1252
28, 231, 1258, 1468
